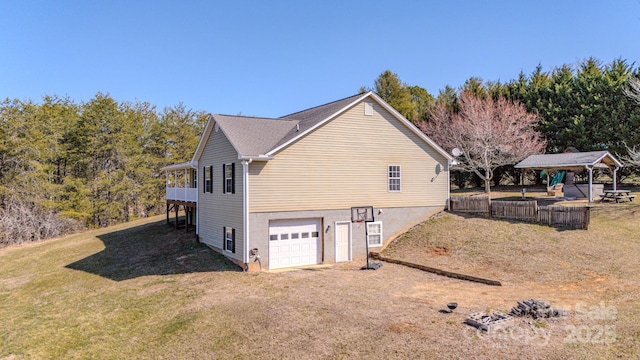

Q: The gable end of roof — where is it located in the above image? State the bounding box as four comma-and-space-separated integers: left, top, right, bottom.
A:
267, 92, 453, 161
191, 92, 454, 163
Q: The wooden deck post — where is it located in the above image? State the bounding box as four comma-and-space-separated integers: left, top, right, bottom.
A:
185, 207, 190, 233
175, 204, 179, 229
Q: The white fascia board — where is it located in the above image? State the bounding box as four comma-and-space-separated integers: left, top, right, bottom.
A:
513, 163, 594, 170
265, 93, 371, 156
367, 92, 454, 162
515, 161, 621, 169
598, 152, 623, 168
514, 163, 586, 169
160, 161, 197, 171
239, 155, 274, 161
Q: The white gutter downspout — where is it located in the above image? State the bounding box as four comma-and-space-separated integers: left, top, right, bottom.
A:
447, 160, 452, 210
447, 159, 459, 210
613, 166, 619, 192
242, 159, 253, 269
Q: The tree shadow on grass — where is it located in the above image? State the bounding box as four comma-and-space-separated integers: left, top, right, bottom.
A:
66, 219, 242, 281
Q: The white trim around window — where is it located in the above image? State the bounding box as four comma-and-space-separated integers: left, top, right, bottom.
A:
364, 102, 373, 116
388, 165, 401, 192
367, 221, 383, 247
224, 226, 235, 253
224, 163, 235, 194
204, 166, 212, 193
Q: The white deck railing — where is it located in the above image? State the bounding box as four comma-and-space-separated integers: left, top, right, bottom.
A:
166, 187, 198, 202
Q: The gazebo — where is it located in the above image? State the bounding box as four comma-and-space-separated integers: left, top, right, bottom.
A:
514, 150, 623, 202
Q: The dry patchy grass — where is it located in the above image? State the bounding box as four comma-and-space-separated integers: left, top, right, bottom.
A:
1, 198, 640, 359
383, 198, 640, 359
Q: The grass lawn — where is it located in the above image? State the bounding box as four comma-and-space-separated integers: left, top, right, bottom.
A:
1, 191, 640, 359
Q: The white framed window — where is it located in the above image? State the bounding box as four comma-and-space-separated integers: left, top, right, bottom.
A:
388, 165, 401, 192
224, 227, 235, 253
224, 163, 235, 194
204, 166, 212, 193
367, 221, 383, 247
364, 102, 373, 116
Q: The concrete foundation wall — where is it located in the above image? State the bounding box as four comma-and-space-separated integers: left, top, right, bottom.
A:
248, 206, 443, 270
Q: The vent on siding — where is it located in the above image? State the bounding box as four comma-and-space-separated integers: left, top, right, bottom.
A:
364, 102, 373, 116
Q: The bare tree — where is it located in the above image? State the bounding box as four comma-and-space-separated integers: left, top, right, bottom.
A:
623, 144, 640, 168
0, 197, 80, 247
624, 76, 640, 105
421, 91, 546, 193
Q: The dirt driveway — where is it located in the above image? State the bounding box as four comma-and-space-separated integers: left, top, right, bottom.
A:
178, 259, 627, 360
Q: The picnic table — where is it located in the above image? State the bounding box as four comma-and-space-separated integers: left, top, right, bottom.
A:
600, 190, 635, 203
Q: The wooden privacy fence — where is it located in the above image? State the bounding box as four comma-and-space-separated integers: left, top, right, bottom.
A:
491, 200, 538, 222
450, 196, 590, 230
539, 206, 590, 229
450, 195, 491, 214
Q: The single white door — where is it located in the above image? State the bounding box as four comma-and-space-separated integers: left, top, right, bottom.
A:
335, 221, 351, 262
269, 218, 321, 269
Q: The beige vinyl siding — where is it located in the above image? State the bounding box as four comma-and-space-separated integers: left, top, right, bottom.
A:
250, 100, 449, 212
198, 126, 244, 261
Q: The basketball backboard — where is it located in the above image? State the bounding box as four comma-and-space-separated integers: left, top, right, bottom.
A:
350, 206, 374, 223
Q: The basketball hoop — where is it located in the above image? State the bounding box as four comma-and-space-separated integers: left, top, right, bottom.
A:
351, 206, 374, 223
350, 206, 381, 270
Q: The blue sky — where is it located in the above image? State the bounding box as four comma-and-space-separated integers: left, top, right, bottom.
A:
2, 0, 639, 117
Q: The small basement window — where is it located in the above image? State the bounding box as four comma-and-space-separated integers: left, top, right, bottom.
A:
224, 227, 235, 253
367, 221, 383, 247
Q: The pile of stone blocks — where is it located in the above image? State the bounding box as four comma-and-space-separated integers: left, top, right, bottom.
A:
510, 299, 566, 319
465, 311, 515, 332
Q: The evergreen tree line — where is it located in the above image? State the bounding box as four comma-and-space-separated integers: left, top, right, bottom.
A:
2, 57, 639, 245
0, 93, 208, 245
369, 58, 640, 187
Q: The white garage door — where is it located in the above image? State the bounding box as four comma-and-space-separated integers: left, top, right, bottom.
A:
269, 218, 321, 269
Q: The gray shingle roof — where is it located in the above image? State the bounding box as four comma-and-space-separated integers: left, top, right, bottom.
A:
272, 93, 365, 151
212, 93, 366, 158
514, 151, 622, 169
280, 93, 364, 121
212, 115, 298, 157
